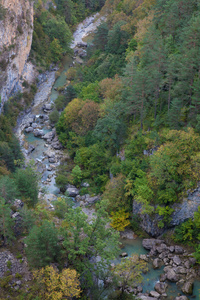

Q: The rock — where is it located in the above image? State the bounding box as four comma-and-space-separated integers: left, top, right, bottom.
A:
173, 255, 181, 265
12, 212, 20, 219
80, 201, 85, 207
49, 164, 56, 169
152, 258, 163, 269
43, 103, 52, 111
181, 281, 193, 295
13, 199, 24, 210
142, 239, 164, 250
189, 257, 196, 266
149, 291, 160, 298
27, 144, 35, 154
51, 141, 62, 150
77, 42, 87, 48
120, 252, 128, 258
43, 131, 55, 141
48, 157, 56, 163
31, 123, 38, 129
81, 182, 90, 187
156, 243, 168, 253
140, 254, 149, 262
137, 286, 143, 293
154, 282, 168, 294
16, 280, 22, 286
120, 229, 135, 240
85, 195, 100, 205
169, 246, 175, 252
66, 187, 79, 197
164, 268, 179, 282
33, 129, 44, 137
175, 297, 188, 300
184, 260, 190, 269
25, 127, 33, 133
139, 296, 157, 300
159, 273, 167, 282
176, 279, 185, 289
163, 258, 169, 265
174, 246, 184, 254
175, 266, 187, 274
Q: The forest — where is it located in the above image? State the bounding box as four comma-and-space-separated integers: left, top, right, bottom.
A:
0, 0, 200, 299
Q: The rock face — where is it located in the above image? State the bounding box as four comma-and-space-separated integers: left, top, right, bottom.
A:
133, 185, 200, 236
0, 0, 34, 111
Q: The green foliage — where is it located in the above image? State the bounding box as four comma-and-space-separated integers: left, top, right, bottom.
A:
0, 3, 7, 20
53, 196, 73, 219
0, 176, 17, 203
62, 203, 120, 289
14, 166, 39, 207
113, 254, 147, 296
55, 174, 68, 192
49, 109, 59, 124
0, 198, 15, 245
71, 165, 82, 187
25, 220, 60, 268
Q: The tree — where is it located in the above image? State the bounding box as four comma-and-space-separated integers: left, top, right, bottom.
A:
102, 174, 128, 213
94, 103, 126, 151
44, 16, 72, 52
71, 165, 82, 186
25, 221, 60, 268
50, 38, 63, 63
14, 166, 39, 207
113, 254, 147, 297
93, 22, 109, 51
110, 209, 130, 231
0, 198, 15, 245
61, 204, 120, 289
106, 21, 130, 55
33, 265, 81, 300
0, 176, 17, 203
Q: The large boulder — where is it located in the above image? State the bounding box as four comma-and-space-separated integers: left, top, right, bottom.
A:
33, 129, 44, 137
25, 127, 33, 133
66, 187, 79, 197
154, 282, 168, 294
173, 255, 182, 266
85, 195, 100, 206
149, 291, 160, 298
174, 245, 184, 254
152, 258, 163, 269
43, 130, 55, 141
43, 103, 52, 111
181, 281, 193, 295
142, 239, 164, 250
165, 267, 179, 282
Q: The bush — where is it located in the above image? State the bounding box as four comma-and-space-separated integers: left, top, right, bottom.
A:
49, 110, 59, 124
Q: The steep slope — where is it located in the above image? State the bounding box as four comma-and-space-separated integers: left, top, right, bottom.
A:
0, 0, 34, 112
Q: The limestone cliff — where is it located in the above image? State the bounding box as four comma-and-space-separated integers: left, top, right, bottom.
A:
0, 0, 34, 112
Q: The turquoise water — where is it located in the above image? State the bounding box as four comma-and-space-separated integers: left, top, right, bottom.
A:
120, 238, 200, 299
50, 56, 72, 103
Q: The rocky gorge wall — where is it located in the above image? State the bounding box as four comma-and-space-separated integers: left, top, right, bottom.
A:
0, 0, 34, 112
133, 186, 200, 237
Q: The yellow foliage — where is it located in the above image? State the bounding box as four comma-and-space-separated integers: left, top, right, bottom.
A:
110, 209, 130, 231
33, 265, 81, 300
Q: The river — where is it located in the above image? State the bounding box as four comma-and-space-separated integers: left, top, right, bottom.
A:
15, 13, 200, 300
